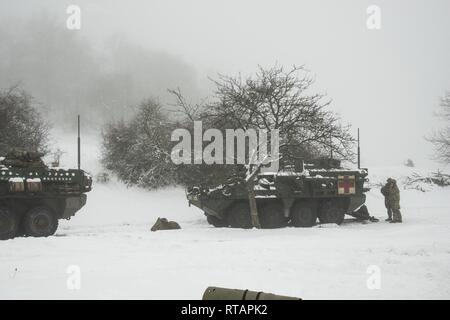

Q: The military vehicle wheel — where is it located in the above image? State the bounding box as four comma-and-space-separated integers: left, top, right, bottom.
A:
206, 215, 228, 227
258, 201, 287, 229
318, 200, 346, 225
0, 207, 19, 240
23, 206, 58, 237
290, 200, 317, 227
226, 201, 252, 229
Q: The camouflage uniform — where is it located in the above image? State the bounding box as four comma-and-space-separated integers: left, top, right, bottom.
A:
380, 182, 392, 220
381, 178, 402, 223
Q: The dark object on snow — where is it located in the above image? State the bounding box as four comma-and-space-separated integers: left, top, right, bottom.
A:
349, 205, 379, 222
187, 157, 371, 229
202, 286, 301, 300
151, 217, 181, 231
404, 159, 415, 167
96, 172, 110, 184
0, 118, 92, 240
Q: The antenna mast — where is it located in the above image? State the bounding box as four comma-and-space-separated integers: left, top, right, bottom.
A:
77, 115, 81, 170
357, 128, 360, 169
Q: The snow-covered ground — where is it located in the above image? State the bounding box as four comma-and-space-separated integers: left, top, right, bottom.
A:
1, 133, 449, 299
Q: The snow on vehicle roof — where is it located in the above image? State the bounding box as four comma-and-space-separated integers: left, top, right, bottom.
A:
275, 170, 309, 177
309, 168, 368, 173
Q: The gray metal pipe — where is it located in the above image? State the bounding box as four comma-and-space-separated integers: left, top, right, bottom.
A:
202, 286, 301, 300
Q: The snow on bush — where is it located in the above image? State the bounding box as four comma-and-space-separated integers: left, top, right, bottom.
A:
403, 171, 450, 192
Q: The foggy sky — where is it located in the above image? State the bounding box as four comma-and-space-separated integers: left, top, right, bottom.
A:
1, 0, 449, 166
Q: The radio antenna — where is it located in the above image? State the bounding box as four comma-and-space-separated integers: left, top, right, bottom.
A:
357, 128, 360, 169
77, 115, 81, 171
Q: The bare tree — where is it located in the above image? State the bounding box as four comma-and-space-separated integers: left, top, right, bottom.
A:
171, 65, 355, 161
0, 86, 49, 155
427, 91, 450, 164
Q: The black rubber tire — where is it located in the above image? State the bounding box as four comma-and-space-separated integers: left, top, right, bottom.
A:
258, 201, 287, 229
318, 200, 346, 225
226, 201, 252, 229
352, 205, 370, 220
206, 215, 228, 227
15, 222, 26, 237
290, 200, 317, 227
23, 206, 58, 237
0, 207, 19, 240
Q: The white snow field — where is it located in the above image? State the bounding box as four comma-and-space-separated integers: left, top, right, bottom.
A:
1, 133, 449, 299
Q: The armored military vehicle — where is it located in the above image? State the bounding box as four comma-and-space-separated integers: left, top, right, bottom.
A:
186, 156, 371, 229
0, 118, 92, 240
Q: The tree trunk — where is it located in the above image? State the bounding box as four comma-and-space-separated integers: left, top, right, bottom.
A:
246, 167, 261, 229
247, 180, 261, 228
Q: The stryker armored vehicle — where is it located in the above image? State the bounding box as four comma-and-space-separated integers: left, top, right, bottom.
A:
186, 156, 371, 229
0, 117, 92, 240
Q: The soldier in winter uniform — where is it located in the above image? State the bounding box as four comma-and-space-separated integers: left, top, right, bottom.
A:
380, 179, 392, 221
381, 178, 402, 223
